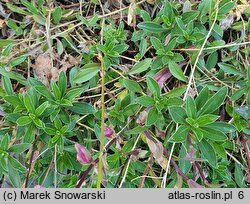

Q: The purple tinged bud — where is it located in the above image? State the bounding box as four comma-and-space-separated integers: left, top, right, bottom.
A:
153, 68, 172, 89
104, 126, 114, 138
75, 143, 92, 164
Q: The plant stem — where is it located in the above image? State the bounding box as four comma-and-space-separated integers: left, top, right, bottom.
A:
114, 157, 130, 188
139, 155, 153, 188
195, 161, 207, 182
0, 175, 4, 188
24, 135, 38, 188
183, 0, 220, 100
118, 135, 140, 188
163, 149, 189, 181
97, 52, 105, 188
76, 159, 98, 188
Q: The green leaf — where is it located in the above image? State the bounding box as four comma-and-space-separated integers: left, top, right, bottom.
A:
2, 44, 13, 56
146, 77, 160, 98
74, 66, 99, 84
35, 85, 54, 101
122, 78, 142, 93
164, 86, 186, 97
150, 37, 164, 50
140, 10, 151, 21
21, 0, 39, 15
1, 134, 10, 151
218, 62, 243, 76
179, 144, 192, 174
198, 139, 217, 167
58, 71, 67, 96
17, 116, 32, 126
23, 125, 35, 143
33, 14, 46, 25
7, 160, 21, 187
126, 126, 149, 135
112, 44, 129, 53
9, 156, 26, 172
230, 88, 245, 101
0, 39, 15, 47
123, 104, 140, 116
139, 38, 147, 56
161, 97, 184, 107
52, 6, 62, 24
198, 87, 228, 116
8, 56, 26, 67
138, 22, 166, 33
64, 87, 83, 100
7, 3, 29, 15
0, 69, 27, 85
200, 127, 227, 141
168, 106, 187, 123
60, 98, 73, 106
35, 101, 49, 117
4, 95, 22, 106
211, 142, 226, 159
182, 11, 199, 24
129, 58, 152, 75
67, 102, 95, 114
33, 118, 44, 129
192, 127, 203, 141
170, 125, 189, 142
146, 107, 158, 126
186, 96, 196, 119
206, 52, 218, 70
51, 80, 61, 100
136, 96, 155, 107
204, 122, 236, 133
168, 61, 186, 82
23, 94, 35, 113
44, 127, 57, 135
56, 39, 64, 56
8, 143, 31, 154
2, 76, 13, 95
195, 86, 209, 110
218, 1, 235, 15
195, 114, 219, 125
234, 163, 245, 187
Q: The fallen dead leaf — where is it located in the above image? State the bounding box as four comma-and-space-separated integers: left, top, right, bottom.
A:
145, 131, 168, 169
220, 13, 234, 30
127, 1, 136, 26
0, 18, 5, 28
33, 53, 52, 86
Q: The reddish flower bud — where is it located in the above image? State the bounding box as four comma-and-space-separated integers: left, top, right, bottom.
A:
153, 68, 172, 89
104, 125, 114, 138
75, 143, 92, 164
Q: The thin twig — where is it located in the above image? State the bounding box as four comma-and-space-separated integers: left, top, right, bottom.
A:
118, 135, 140, 188
163, 149, 189, 181
174, 41, 250, 51
114, 157, 130, 188
24, 136, 38, 188
183, 0, 220, 100
41, 153, 55, 186
54, 144, 58, 188
139, 154, 153, 188
161, 141, 176, 188
96, 52, 105, 188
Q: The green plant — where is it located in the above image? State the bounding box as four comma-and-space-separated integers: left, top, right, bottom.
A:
0, 0, 249, 188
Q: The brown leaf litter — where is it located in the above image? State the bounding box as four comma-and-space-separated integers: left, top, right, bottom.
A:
32, 52, 79, 86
